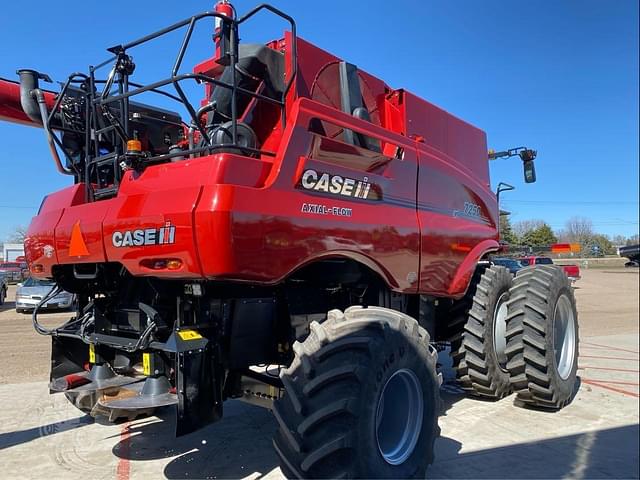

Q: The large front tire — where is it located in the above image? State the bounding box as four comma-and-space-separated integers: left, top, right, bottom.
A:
505, 266, 579, 409
274, 306, 441, 479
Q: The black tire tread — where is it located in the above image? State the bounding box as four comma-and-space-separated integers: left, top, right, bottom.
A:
505, 265, 579, 409
460, 266, 513, 398
274, 306, 441, 478
447, 269, 484, 390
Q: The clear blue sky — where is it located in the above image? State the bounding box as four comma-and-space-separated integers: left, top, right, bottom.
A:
0, 0, 638, 241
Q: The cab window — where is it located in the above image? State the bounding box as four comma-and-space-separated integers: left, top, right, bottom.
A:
535, 257, 553, 265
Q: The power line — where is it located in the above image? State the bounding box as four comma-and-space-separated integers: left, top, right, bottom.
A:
505, 200, 639, 205
543, 222, 639, 227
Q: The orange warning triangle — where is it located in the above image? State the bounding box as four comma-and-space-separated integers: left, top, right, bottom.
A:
69, 221, 90, 257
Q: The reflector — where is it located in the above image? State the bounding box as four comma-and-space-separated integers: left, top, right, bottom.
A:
69, 221, 90, 257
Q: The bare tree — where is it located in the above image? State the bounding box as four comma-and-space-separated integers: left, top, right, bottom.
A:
627, 233, 640, 246
555, 228, 569, 243
7, 225, 28, 244
512, 219, 546, 239
563, 216, 594, 245
611, 234, 628, 246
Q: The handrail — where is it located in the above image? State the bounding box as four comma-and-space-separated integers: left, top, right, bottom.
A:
43, 4, 299, 200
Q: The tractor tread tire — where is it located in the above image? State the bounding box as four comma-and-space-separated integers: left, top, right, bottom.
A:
274, 306, 441, 479
447, 269, 484, 389
458, 265, 513, 399
505, 265, 579, 409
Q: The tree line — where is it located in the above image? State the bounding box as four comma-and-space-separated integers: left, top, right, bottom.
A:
500, 215, 639, 256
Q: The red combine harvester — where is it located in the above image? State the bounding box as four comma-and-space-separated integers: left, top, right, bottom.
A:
0, 2, 579, 477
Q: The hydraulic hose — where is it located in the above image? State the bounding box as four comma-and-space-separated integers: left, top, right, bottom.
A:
32, 287, 156, 353
32, 285, 87, 336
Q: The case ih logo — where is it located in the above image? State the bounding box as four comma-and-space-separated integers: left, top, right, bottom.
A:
300, 169, 372, 200
112, 222, 176, 248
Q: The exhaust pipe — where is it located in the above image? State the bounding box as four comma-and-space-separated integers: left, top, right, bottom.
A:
17, 69, 51, 124
17, 69, 74, 175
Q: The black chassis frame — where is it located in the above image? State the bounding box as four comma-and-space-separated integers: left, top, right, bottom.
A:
43, 259, 393, 436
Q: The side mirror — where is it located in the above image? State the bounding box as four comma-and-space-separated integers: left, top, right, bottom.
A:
519, 149, 537, 183
17, 283, 23, 288
523, 159, 536, 183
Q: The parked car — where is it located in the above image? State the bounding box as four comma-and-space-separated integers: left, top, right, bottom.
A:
0, 272, 8, 305
0, 262, 23, 283
490, 257, 524, 276
15, 277, 76, 313
0, 262, 27, 283
519, 256, 581, 283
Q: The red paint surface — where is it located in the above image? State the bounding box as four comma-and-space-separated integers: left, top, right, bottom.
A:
579, 366, 639, 373
0, 78, 57, 126
14, 35, 499, 297
582, 379, 640, 398
116, 423, 131, 480
583, 379, 639, 386
579, 355, 640, 361
582, 342, 639, 355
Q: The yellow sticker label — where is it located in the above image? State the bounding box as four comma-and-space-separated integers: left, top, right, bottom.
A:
142, 352, 151, 376
89, 344, 95, 363
177, 329, 203, 341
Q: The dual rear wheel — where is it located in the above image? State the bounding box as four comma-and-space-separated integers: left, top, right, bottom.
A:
450, 264, 579, 409
274, 265, 579, 478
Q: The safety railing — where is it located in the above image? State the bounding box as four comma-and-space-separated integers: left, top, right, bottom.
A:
42, 4, 297, 201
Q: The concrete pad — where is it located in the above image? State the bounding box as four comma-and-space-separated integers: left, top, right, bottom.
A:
431, 334, 640, 479
0, 332, 637, 479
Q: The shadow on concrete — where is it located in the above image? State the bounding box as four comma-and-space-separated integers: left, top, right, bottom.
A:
111, 401, 280, 479
109, 403, 639, 479
0, 415, 93, 450
16, 349, 594, 478
0, 299, 16, 313
437, 349, 582, 417
432, 424, 639, 479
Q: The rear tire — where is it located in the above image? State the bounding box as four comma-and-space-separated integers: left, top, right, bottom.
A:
505, 266, 579, 409
456, 266, 513, 398
446, 269, 483, 389
0, 287, 5, 305
274, 306, 441, 479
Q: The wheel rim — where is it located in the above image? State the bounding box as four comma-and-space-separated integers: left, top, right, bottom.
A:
375, 368, 424, 465
492, 292, 509, 370
553, 294, 577, 380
